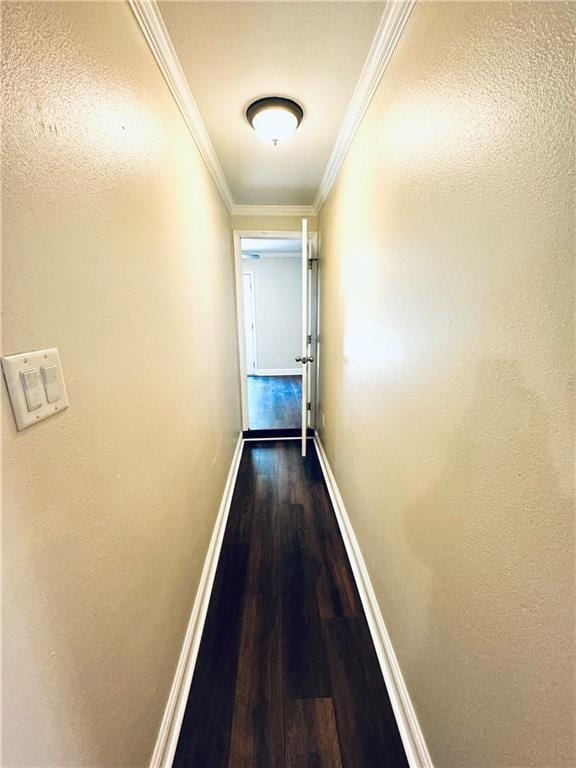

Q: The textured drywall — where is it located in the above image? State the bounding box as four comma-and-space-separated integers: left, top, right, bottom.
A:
244, 257, 302, 370
318, 2, 575, 766
231, 213, 317, 232
2, 2, 240, 765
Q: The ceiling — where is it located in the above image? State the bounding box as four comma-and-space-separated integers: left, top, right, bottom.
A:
158, 1, 385, 207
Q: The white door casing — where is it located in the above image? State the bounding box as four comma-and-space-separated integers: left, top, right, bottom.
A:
242, 272, 257, 375
232, 229, 318, 435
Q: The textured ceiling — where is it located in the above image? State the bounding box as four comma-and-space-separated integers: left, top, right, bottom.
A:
159, 1, 385, 206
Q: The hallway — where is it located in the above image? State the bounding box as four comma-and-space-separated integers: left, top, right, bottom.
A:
2, 1, 574, 766
173, 440, 407, 768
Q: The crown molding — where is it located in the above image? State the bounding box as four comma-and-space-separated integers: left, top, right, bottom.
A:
313, 0, 416, 213
128, 0, 235, 212
129, 0, 414, 220
231, 204, 317, 218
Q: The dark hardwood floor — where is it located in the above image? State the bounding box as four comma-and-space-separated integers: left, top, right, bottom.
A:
247, 375, 302, 430
173, 440, 408, 768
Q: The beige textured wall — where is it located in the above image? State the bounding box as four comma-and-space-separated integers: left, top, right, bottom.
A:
231, 213, 317, 232
318, 2, 574, 766
2, 2, 240, 766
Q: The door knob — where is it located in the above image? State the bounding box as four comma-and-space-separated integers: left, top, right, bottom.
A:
295, 356, 302, 362
295, 356, 314, 364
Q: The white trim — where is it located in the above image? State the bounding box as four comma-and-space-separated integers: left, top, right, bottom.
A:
233, 232, 250, 431
253, 368, 301, 377
149, 434, 244, 768
306, 232, 320, 432
300, 217, 309, 457
242, 436, 302, 442
234, 229, 303, 239
242, 270, 258, 375
128, 0, 234, 212
313, 0, 416, 213
231, 204, 317, 217
313, 433, 434, 768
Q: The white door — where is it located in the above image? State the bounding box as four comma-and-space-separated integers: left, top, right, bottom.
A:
299, 219, 312, 456
307, 235, 319, 432
242, 272, 257, 375
298, 222, 319, 456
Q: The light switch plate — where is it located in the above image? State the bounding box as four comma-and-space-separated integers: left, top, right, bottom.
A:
2, 348, 69, 431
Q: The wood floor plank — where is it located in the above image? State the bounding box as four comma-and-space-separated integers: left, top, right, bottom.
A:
308, 482, 361, 620
252, 442, 279, 475
228, 473, 285, 768
292, 448, 360, 620
285, 698, 343, 768
226, 447, 257, 544
324, 617, 409, 768
282, 503, 331, 699
172, 541, 249, 768
228, 593, 284, 768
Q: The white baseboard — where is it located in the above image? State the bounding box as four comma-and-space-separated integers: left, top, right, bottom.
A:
313, 434, 433, 768
149, 433, 244, 768
253, 368, 301, 376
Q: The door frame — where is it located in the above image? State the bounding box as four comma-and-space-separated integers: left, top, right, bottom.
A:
232, 228, 318, 432
241, 270, 258, 375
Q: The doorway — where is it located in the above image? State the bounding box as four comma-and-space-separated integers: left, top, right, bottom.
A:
233, 224, 318, 445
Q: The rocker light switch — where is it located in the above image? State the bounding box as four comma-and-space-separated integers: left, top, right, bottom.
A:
41, 364, 60, 403
2, 348, 69, 431
20, 369, 43, 411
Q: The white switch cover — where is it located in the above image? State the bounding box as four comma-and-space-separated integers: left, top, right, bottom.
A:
2, 348, 69, 431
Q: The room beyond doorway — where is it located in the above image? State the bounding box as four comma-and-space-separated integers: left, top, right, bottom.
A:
236, 232, 304, 432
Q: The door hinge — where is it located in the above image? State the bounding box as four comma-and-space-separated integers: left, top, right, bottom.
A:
307, 334, 312, 345
307, 402, 311, 411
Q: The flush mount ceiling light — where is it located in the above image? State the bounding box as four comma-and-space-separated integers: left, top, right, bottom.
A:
246, 97, 303, 146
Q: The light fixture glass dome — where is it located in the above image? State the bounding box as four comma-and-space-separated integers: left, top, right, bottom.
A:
246, 97, 303, 146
